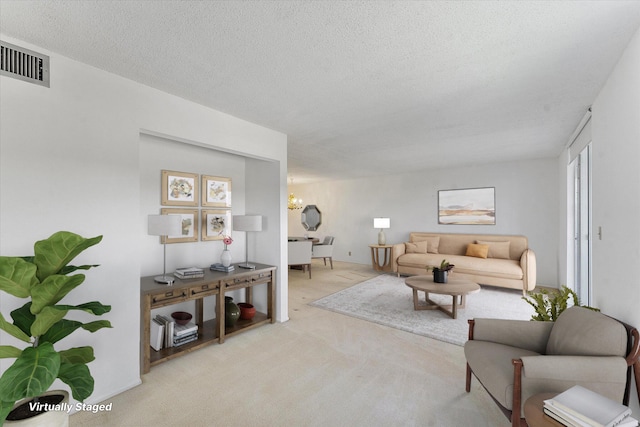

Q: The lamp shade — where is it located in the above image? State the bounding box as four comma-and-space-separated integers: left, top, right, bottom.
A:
373, 217, 390, 229
148, 214, 182, 236
232, 215, 263, 232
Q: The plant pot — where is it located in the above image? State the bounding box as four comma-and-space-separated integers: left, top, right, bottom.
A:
6, 390, 70, 427
433, 269, 448, 283
225, 296, 240, 327
238, 302, 256, 320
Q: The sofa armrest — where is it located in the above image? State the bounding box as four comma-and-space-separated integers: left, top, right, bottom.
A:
520, 248, 536, 294
392, 243, 405, 273
519, 355, 628, 403
521, 355, 628, 382
471, 318, 553, 354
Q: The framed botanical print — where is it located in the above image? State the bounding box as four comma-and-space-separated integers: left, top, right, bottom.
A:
438, 187, 495, 225
201, 209, 232, 241
161, 170, 199, 206
160, 208, 199, 243
201, 175, 231, 208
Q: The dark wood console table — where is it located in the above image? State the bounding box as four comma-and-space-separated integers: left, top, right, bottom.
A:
140, 263, 276, 374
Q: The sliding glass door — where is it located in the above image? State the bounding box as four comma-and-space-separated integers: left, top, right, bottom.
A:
571, 144, 592, 305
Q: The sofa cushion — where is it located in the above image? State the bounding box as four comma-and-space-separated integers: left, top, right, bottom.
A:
452, 257, 523, 280
412, 235, 440, 253
397, 254, 524, 280
466, 243, 489, 258
405, 241, 428, 254
464, 340, 541, 410
409, 232, 528, 261
477, 240, 511, 259
546, 306, 627, 357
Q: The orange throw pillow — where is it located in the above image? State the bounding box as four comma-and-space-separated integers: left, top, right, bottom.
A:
466, 243, 489, 259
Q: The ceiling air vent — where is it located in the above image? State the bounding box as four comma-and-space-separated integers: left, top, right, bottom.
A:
1, 40, 50, 87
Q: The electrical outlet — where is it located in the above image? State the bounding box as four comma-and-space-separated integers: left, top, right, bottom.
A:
348, 251, 352, 256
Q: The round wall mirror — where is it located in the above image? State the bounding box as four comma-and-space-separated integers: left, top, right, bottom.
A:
301, 205, 322, 231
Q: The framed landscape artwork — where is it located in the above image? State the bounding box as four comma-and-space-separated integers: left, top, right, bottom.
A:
201, 209, 232, 241
160, 208, 199, 243
202, 175, 232, 208
438, 187, 495, 225
161, 170, 198, 206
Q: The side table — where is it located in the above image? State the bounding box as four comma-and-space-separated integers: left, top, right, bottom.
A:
524, 393, 563, 427
369, 244, 393, 272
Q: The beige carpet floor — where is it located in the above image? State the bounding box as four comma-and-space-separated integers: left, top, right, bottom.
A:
71, 261, 510, 427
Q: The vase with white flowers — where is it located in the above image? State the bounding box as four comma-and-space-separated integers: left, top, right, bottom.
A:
220, 236, 233, 267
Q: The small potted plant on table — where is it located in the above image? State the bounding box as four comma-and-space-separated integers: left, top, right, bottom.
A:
428, 259, 454, 283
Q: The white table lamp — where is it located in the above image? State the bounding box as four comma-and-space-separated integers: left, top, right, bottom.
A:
233, 215, 263, 269
374, 217, 390, 245
148, 214, 182, 284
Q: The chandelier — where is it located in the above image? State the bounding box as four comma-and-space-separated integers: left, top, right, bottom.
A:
288, 176, 303, 210
288, 193, 303, 210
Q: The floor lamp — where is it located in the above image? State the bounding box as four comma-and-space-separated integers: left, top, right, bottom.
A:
233, 215, 263, 270
148, 214, 182, 285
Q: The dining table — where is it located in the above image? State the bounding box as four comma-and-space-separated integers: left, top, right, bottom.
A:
288, 236, 320, 244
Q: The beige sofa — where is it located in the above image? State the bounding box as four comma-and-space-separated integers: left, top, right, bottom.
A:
392, 232, 536, 295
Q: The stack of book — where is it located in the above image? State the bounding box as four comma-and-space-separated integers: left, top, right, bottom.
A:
174, 267, 205, 279
543, 385, 638, 427
150, 317, 165, 351
210, 263, 234, 272
150, 315, 199, 351
152, 315, 174, 350
173, 321, 198, 347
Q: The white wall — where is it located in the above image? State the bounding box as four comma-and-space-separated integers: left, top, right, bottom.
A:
140, 133, 247, 276
0, 36, 287, 407
289, 157, 560, 286
590, 27, 640, 414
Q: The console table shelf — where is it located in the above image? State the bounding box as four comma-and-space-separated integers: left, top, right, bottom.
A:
149, 318, 218, 367
141, 263, 276, 374
224, 312, 270, 338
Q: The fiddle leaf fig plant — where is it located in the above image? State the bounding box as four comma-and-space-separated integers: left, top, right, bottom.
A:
0, 231, 112, 423
522, 285, 599, 321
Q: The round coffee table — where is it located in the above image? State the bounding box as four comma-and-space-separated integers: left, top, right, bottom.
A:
404, 275, 480, 319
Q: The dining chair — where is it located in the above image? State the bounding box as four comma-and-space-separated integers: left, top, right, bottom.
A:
312, 240, 334, 269
288, 241, 312, 278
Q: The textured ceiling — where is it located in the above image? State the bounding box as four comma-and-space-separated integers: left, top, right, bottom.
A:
2, 1, 640, 183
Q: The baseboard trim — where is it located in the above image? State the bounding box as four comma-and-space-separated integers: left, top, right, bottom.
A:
68, 378, 143, 414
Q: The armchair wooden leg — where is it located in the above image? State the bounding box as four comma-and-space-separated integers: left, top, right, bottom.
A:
512, 359, 523, 427
634, 360, 640, 405
466, 320, 475, 393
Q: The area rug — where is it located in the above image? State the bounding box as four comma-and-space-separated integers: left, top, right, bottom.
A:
309, 275, 535, 346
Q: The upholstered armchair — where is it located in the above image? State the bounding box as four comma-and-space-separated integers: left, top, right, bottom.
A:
464, 306, 640, 427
